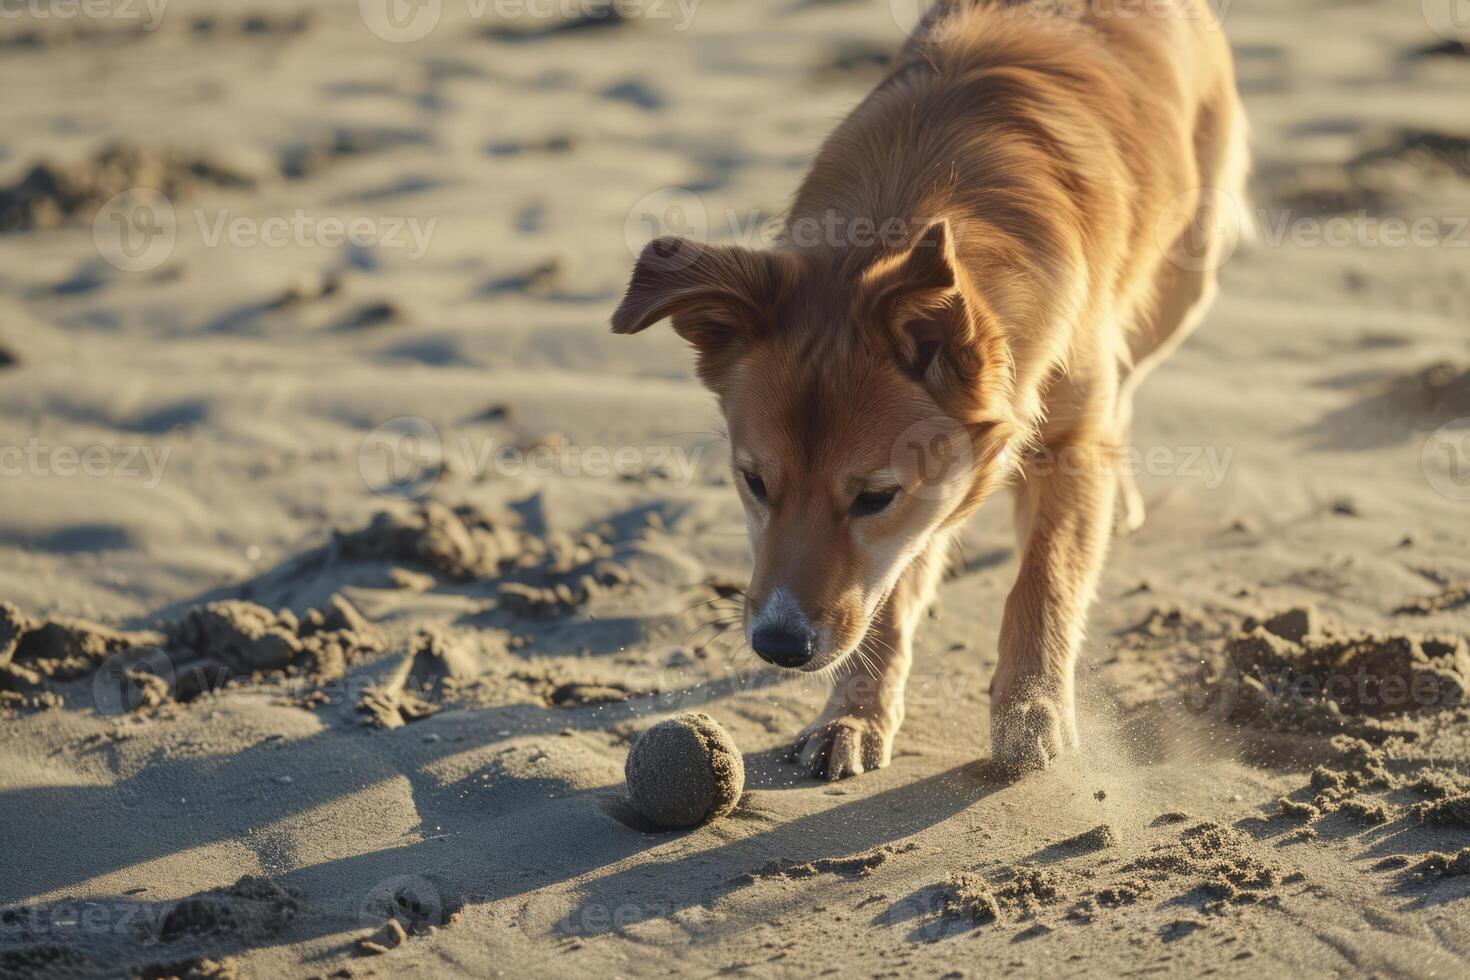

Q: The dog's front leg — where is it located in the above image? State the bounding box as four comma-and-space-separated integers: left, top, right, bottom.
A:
793, 535, 949, 780
991, 439, 1117, 772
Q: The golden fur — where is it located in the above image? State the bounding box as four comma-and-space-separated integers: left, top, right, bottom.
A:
613, 0, 1248, 777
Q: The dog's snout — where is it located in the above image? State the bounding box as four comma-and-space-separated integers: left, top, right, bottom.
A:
752, 624, 816, 668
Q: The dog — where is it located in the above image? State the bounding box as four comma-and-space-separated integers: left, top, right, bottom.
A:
612, 0, 1248, 778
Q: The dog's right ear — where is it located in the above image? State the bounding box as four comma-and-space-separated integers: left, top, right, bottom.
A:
611, 237, 788, 366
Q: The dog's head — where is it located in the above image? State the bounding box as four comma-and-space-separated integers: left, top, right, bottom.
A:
612, 221, 1015, 672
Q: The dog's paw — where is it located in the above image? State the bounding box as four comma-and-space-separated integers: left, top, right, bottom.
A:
990, 696, 1078, 775
791, 714, 896, 780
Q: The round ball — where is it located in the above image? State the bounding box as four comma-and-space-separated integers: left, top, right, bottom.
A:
625, 712, 744, 830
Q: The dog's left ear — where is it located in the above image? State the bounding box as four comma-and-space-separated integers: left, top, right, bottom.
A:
861, 220, 1012, 427
862, 220, 976, 376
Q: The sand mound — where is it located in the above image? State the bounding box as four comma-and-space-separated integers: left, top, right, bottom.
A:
1212, 609, 1467, 732
333, 502, 528, 580
1, 594, 387, 715
1384, 362, 1470, 419
941, 864, 1067, 924
332, 502, 637, 619
2, 878, 295, 976
740, 844, 916, 884
1356, 128, 1470, 181
1, 603, 162, 712
1395, 580, 1470, 616
158, 877, 303, 942
355, 628, 472, 729
168, 595, 384, 686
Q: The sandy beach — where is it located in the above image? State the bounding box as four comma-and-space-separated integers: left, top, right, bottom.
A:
2, 0, 1469, 976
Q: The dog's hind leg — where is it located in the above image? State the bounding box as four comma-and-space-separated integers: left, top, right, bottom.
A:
1113, 76, 1250, 534
1114, 96, 1249, 534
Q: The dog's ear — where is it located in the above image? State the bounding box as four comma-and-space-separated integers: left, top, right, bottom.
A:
860, 220, 1010, 424
863, 220, 974, 374
611, 237, 788, 371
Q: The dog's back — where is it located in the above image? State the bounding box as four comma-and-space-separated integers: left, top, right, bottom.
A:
789, 0, 1247, 426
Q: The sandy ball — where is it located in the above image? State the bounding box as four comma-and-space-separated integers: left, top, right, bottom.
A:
625, 712, 744, 830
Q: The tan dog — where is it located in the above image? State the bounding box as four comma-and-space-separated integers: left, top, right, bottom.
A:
612, 0, 1248, 777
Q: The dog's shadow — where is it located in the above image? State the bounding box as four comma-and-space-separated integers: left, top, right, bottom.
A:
553, 759, 1011, 944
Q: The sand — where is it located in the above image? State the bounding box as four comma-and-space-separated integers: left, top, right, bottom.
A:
1, 0, 1469, 976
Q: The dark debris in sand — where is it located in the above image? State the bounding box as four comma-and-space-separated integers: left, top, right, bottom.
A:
0, 143, 253, 234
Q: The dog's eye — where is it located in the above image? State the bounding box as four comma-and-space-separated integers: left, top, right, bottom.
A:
851, 487, 899, 517
742, 470, 767, 502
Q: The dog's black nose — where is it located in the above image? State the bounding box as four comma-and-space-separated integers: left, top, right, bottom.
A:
752, 624, 816, 668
